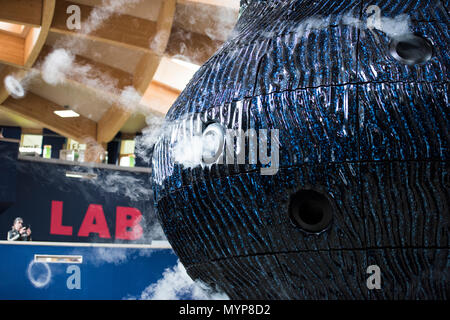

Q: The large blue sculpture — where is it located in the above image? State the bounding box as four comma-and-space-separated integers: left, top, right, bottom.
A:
152, 0, 449, 299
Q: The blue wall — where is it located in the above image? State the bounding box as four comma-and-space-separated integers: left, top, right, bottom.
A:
0, 140, 19, 214
41, 129, 66, 159
0, 125, 21, 140
0, 126, 21, 213
0, 134, 179, 300
0, 242, 177, 300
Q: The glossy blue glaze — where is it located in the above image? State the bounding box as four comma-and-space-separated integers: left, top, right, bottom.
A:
152, 0, 449, 299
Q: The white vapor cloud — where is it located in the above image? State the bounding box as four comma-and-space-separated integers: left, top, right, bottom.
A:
291, 12, 412, 39
80, 0, 142, 35
88, 247, 155, 266
130, 260, 229, 300
172, 135, 204, 169
377, 14, 411, 38
41, 48, 76, 85
8, 0, 145, 110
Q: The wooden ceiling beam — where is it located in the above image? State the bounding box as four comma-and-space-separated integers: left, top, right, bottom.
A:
141, 80, 180, 115
36, 45, 134, 91
0, 66, 13, 105
50, 1, 158, 53
48, 0, 224, 65
96, 104, 131, 144
178, 0, 240, 9
0, 92, 97, 143
0, 66, 27, 105
24, 0, 56, 68
0, 33, 25, 67
0, 0, 43, 27
97, 0, 177, 144
165, 25, 223, 66
0, 0, 55, 67
21, 127, 43, 135
133, 0, 177, 93
0, 0, 55, 128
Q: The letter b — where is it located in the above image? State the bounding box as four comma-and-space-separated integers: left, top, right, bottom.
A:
115, 207, 143, 240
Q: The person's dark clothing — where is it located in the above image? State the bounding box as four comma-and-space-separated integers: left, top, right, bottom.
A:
7, 229, 31, 241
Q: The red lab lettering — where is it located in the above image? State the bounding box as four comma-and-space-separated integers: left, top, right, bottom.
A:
49, 201, 144, 240
115, 207, 143, 240
78, 204, 111, 238
50, 201, 73, 235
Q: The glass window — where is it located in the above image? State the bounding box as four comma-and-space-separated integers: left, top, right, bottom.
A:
119, 139, 136, 167
19, 134, 43, 155
67, 138, 86, 150
119, 155, 135, 167
121, 140, 135, 155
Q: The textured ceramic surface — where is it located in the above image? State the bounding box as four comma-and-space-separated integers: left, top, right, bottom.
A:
152, 0, 449, 299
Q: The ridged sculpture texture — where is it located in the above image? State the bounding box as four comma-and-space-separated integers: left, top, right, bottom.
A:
152, 0, 449, 299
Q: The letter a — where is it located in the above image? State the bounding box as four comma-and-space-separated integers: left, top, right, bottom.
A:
66, 5, 81, 30
78, 204, 111, 239
366, 265, 381, 290
66, 265, 81, 290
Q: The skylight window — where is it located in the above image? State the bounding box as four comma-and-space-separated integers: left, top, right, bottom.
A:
0, 22, 25, 34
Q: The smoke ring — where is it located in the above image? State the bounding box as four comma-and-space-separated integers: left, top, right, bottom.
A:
27, 260, 51, 288
4, 76, 25, 98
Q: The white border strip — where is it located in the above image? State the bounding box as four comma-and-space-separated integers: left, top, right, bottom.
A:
18, 155, 152, 173
0, 240, 172, 249
34, 254, 83, 264
0, 138, 20, 144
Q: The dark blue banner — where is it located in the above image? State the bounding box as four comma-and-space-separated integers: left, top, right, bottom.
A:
0, 142, 159, 244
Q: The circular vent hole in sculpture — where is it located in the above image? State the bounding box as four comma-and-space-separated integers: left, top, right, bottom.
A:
389, 34, 433, 65
289, 190, 333, 233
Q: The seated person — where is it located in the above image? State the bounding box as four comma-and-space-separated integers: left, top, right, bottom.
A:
7, 217, 32, 241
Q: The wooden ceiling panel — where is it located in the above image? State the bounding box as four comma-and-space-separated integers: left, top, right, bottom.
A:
1, 92, 97, 142
179, 0, 240, 10
0, 108, 43, 129
165, 26, 223, 65
120, 113, 148, 134
69, 0, 162, 22
0, 0, 43, 27
27, 77, 113, 122
24, 0, 56, 68
0, 0, 240, 146
0, 0, 55, 68
36, 45, 134, 91
174, 1, 238, 42
45, 31, 145, 74
0, 33, 25, 66
141, 80, 180, 115
50, 0, 158, 52
97, 0, 177, 144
